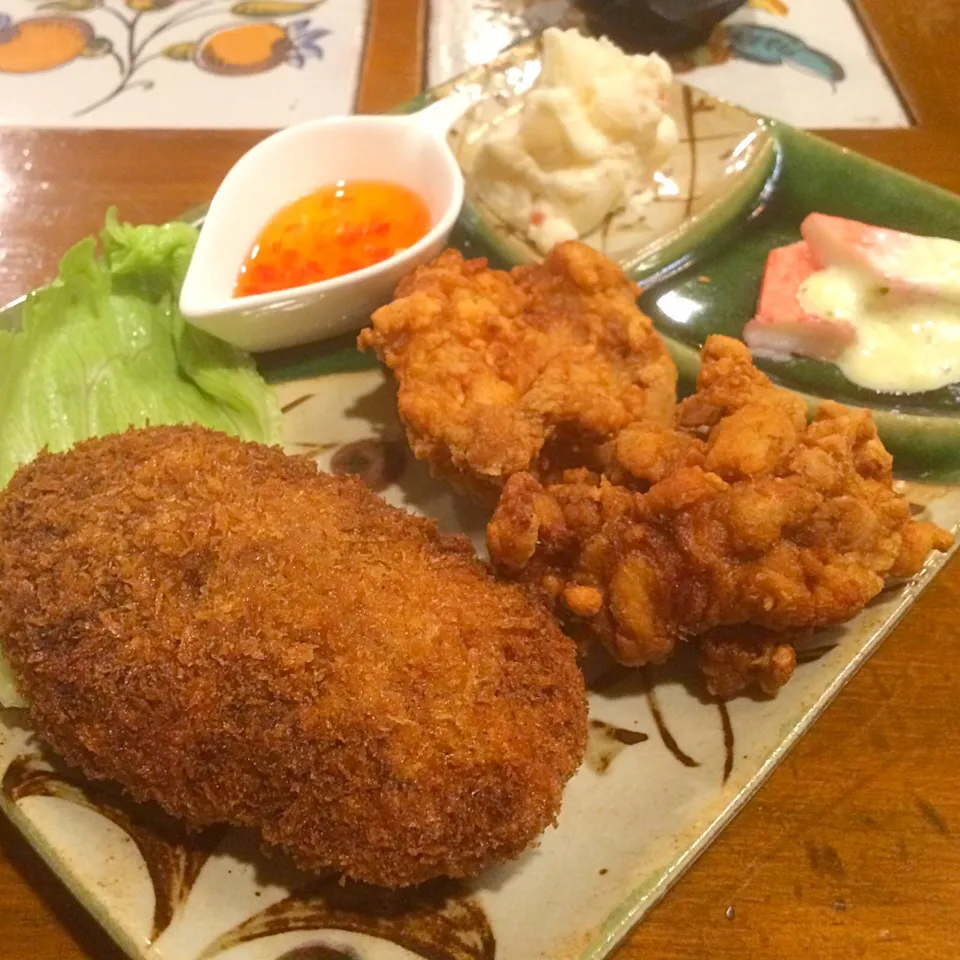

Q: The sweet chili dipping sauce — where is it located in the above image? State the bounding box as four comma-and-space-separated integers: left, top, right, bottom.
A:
235, 180, 431, 298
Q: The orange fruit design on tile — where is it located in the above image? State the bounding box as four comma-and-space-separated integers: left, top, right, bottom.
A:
195, 22, 292, 75
0, 16, 93, 73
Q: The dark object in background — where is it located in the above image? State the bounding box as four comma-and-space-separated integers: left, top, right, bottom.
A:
579, 0, 748, 53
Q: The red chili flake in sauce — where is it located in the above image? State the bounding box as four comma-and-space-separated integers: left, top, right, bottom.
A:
234, 180, 431, 298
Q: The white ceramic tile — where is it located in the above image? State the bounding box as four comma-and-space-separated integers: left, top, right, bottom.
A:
426, 0, 908, 130
675, 0, 909, 128
0, 0, 367, 128
0, 0, 911, 130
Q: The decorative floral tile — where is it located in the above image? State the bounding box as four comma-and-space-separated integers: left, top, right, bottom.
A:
673, 0, 909, 128
426, 0, 909, 130
426, 0, 579, 88
0, 0, 909, 130
0, 0, 367, 127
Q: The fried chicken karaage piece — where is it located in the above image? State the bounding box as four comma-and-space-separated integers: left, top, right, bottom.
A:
358, 242, 676, 500
0, 426, 587, 887
488, 337, 953, 696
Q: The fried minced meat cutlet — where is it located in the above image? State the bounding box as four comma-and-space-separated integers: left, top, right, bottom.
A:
0, 426, 587, 887
488, 337, 953, 697
358, 242, 677, 501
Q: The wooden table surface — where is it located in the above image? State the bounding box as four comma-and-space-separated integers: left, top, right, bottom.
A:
1, 1, 959, 958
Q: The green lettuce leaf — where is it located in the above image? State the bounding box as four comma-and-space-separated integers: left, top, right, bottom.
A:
0, 210, 280, 488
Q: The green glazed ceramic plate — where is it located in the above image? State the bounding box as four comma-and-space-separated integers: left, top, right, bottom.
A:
0, 35, 959, 960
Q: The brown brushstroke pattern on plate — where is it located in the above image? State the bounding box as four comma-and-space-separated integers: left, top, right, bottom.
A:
716, 701, 734, 785
645, 685, 701, 769
330, 438, 407, 492
587, 662, 705, 769
281, 395, 317, 415
3, 753, 223, 942
586, 719, 649, 774
197, 876, 495, 960
275, 945, 361, 960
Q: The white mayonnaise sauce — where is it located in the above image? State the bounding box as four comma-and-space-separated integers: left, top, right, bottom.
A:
798, 266, 960, 394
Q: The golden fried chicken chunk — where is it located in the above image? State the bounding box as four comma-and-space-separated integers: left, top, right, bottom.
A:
488, 337, 953, 696
359, 242, 676, 500
698, 628, 797, 698
0, 426, 587, 887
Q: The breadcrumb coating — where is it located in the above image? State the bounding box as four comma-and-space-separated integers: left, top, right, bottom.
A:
0, 426, 587, 887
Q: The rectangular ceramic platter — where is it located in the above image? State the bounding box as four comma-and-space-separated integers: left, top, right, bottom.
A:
0, 365, 957, 960
2, 46, 960, 960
